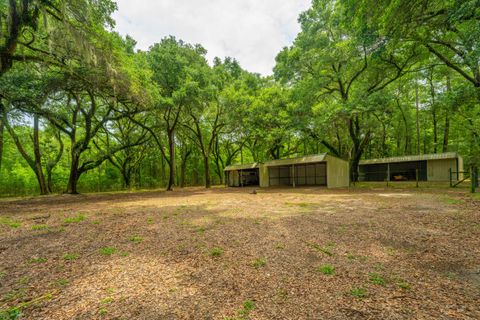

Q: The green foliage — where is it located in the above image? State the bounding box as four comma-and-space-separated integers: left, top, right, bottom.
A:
0, 0, 479, 197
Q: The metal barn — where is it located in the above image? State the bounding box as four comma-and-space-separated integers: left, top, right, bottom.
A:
358, 152, 463, 182
224, 154, 350, 188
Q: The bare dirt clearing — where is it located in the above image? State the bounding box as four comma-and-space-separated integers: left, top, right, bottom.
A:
1, 187, 479, 319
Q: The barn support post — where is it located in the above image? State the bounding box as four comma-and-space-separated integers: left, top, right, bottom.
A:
449, 168, 453, 187
292, 165, 296, 188
415, 169, 419, 188
386, 163, 390, 187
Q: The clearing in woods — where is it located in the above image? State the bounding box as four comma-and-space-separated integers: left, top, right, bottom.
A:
0, 186, 479, 319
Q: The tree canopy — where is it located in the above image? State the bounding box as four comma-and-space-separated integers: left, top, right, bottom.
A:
0, 0, 479, 195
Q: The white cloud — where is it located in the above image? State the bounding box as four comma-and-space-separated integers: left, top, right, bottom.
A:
112, 0, 311, 75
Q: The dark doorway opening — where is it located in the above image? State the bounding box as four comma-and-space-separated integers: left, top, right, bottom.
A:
239, 169, 259, 186
360, 161, 427, 181
268, 162, 327, 186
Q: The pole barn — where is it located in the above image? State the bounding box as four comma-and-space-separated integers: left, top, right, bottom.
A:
224, 154, 349, 188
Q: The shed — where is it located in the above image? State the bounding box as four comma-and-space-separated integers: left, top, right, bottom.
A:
358, 152, 463, 182
224, 154, 350, 188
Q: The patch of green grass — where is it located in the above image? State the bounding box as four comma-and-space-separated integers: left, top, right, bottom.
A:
369, 273, 386, 286
99, 247, 117, 256
350, 287, 368, 299
31, 224, 48, 231
251, 258, 266, 268
0, 271, 5, 280
119, 252, 129, 257
28, 257, 48, 264
98, 308, 108, 316
2, 288, 27, 302
346, 253, 356, 260
195, 226, 207, 234
0, 217, 21, 229
238, 300, 255, 317
209, 247, 223, 257
105, 288, 116, 294
147, 217, 154, 225
444, 197, 464, 205
285, 202, 314, 208
92, 220, 101, 225
55, 278, 69, 286
100, 297, 114, 305
306, 242, 334, 256
129, 236, 143, 243
397, 281, 411, 290
62, 253, 79, 261
0, 307, 22, 320
317, 265, 335, 275
275, 243, 285, 250
444, 271, 458, 279
64, 215, 85, 224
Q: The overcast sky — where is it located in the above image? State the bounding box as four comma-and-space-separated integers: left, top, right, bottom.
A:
112, 0, 311, 75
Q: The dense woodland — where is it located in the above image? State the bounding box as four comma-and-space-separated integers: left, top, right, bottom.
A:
0, 0, 479, 195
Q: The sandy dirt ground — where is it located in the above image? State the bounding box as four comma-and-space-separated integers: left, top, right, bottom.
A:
0, 186, 479, 319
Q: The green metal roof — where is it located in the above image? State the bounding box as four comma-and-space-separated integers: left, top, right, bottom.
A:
224, 153, 346, 171
224, 162, 260, 171
359, 152, 460, 165
264, 154, 328, 167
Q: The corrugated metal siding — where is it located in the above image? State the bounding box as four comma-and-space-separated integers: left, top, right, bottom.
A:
326, 155, 350, 188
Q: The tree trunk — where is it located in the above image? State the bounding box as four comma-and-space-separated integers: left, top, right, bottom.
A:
66, 150, 80, 194
443, 74, 452, 152
203, 155, 211, 188
167, 130, 175, 191
33, 115, 48, 195
348, 116, 371, 182
180, 149, 191, 188
4, 112, 48, 195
